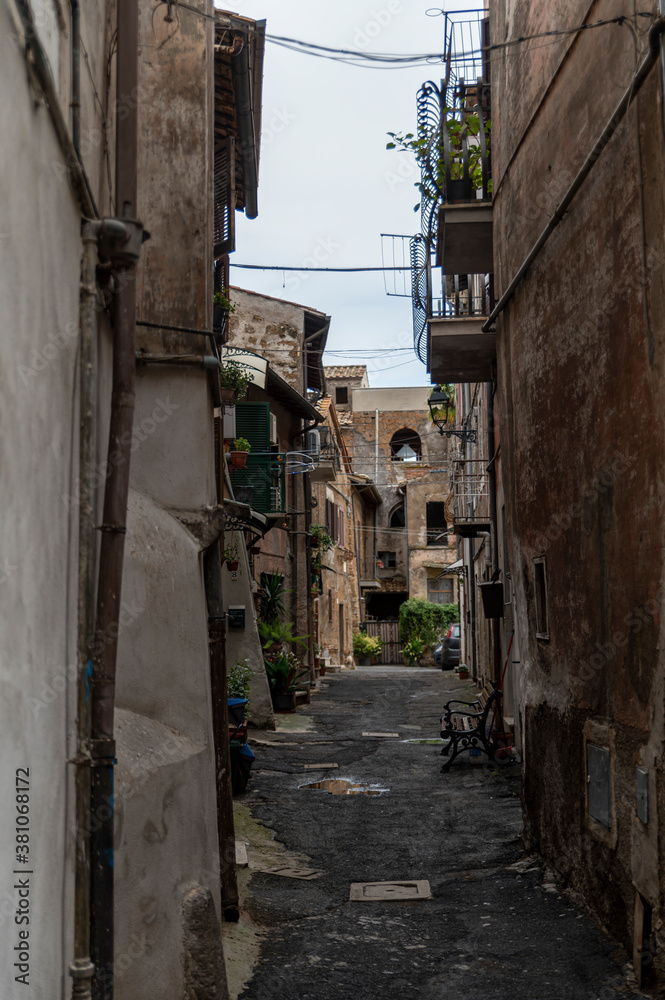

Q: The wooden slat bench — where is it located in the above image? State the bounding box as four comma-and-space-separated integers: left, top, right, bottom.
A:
439, 681, 512, 772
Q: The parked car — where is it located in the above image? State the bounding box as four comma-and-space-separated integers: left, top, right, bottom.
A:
435, 623, 460, 670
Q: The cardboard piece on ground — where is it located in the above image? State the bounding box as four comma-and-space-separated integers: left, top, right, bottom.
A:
302, 763, 338, 770
253, 865, 324, 880
349, 880, 432, 901
362, 732, 400, 738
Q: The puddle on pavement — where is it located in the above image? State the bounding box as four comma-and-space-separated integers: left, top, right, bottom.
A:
300, 778, 388, 796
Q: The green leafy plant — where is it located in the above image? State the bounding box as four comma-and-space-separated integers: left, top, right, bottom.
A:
399, 598, 459, 650
352, 632, 383, 660
310, 524, 335, 573
264, 651, 309, 695
227, 658, 252, 715
219, 359, 251, 400
213, 289, 237, 314
387, 112, 491, 210
223, 542, 239, 564
403, 637, 425, 666
259, 572, 289, 625
258, 620, 309, 651
232, 437, 251, 453
309, 524, 335, 550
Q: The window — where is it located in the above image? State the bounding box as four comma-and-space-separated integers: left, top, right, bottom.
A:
428, 577, 454, 605
377, 551, 396, 569
534, 557, 549, 639
390, 428, 421, 462
335, 386, 348, 405
325, 499, 345, 546
389, 503, 405, 528
426, 502, 447, 545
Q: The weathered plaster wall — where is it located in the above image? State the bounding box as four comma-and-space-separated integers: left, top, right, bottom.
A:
223, 528, 275, 729
226, 288, 306, 393
0, 2, 114, 993
491, 0, 665, 979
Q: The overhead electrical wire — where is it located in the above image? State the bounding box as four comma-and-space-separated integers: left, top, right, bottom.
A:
230, 264, 410, 272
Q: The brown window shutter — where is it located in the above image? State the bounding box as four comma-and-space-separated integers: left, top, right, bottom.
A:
214, 136, 236, 258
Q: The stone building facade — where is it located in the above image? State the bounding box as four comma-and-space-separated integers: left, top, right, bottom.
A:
324, 371, 457, 622
487, 2, 665, 987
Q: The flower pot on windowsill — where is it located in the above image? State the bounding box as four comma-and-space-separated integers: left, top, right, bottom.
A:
220, 387, 237, 405
229, 450, 248, 469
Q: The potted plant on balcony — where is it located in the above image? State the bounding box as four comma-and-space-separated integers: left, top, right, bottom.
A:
213, 288, 236, 329
229, 437, 251, 470
219, 358, 250, 405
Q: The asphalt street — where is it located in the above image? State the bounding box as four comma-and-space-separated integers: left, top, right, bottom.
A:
237, 666, 644, 1000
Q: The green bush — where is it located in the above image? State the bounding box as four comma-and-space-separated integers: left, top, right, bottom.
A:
227, 658, 252, 715
399, 598, 459, 649
353, 632, 383, 659
402, 637, 425, 666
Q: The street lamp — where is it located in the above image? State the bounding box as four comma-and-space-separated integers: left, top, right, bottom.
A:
427, 389, 477, 443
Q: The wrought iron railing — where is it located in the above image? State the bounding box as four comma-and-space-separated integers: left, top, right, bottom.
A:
453, 459, 490, 524
229, 452, 286, 513
410, 9, 491, 363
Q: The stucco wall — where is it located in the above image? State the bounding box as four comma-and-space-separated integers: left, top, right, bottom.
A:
491, 0, 665, 979
0, 1, 114, 993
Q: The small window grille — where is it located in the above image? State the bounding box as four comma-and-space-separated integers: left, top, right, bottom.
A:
534, 557, 549, 639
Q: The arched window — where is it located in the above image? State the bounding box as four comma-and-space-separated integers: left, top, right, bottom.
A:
390, 428, 421, 462
389, 503, 405, 529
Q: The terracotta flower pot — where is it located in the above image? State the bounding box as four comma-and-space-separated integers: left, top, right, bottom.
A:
220, 387, 237, 404
226, 560, 239, 572
229, 450, 248, 469
457, 669, 469, 680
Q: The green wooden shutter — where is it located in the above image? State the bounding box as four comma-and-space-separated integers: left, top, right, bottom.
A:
235, 402, 270, 452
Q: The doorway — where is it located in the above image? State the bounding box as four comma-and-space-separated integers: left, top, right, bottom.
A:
338, 603, 345, 662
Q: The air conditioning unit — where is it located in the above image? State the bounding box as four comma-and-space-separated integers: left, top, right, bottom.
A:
306, 429, 320, 456
269, 412, 278, 445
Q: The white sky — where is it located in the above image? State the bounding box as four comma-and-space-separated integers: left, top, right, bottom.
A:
224, 1, 482, 389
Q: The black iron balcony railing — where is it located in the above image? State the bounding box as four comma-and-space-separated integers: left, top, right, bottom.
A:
410, 9, 491, 365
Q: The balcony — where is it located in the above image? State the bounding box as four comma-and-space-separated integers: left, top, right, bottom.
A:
452, 459, 490, 537
428, 276, 496, 384
308, 444, 340, 485
438, 201, 493, 275
229, 452, 286, 514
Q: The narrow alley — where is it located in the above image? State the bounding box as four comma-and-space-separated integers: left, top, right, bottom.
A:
229, 668, 641, 1000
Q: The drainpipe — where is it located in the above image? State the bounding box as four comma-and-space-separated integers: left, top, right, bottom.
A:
69, 226, 100, 1000
485, 382, 501, 683
89, 0, 140, 995
203, 543, 239, 923
374, 409, 379, 484
70, 0, 80, 156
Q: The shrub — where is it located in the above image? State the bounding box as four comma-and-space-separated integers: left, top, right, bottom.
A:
227, 658, 252, 715
399, 598, 459, 649
403, 637, 425, 666
353, 632, 383, 659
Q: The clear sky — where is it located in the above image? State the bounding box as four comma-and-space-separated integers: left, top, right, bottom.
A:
221, 1, 482, 388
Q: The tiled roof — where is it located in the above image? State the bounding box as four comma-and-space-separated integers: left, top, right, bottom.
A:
316, 395, 333, 416
323, 365, 368, 378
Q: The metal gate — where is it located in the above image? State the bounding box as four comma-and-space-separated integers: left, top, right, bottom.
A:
366, 620, 403, 664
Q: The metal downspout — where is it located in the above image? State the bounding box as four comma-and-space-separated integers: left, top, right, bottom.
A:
486, 381, 501, 683
70, 0, 80, 156
203, 543, 239, 924
69, 226, 99, 1000
89, 0, 140, 994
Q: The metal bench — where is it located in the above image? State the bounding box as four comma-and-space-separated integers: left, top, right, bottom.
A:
440, 681, 512, 772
